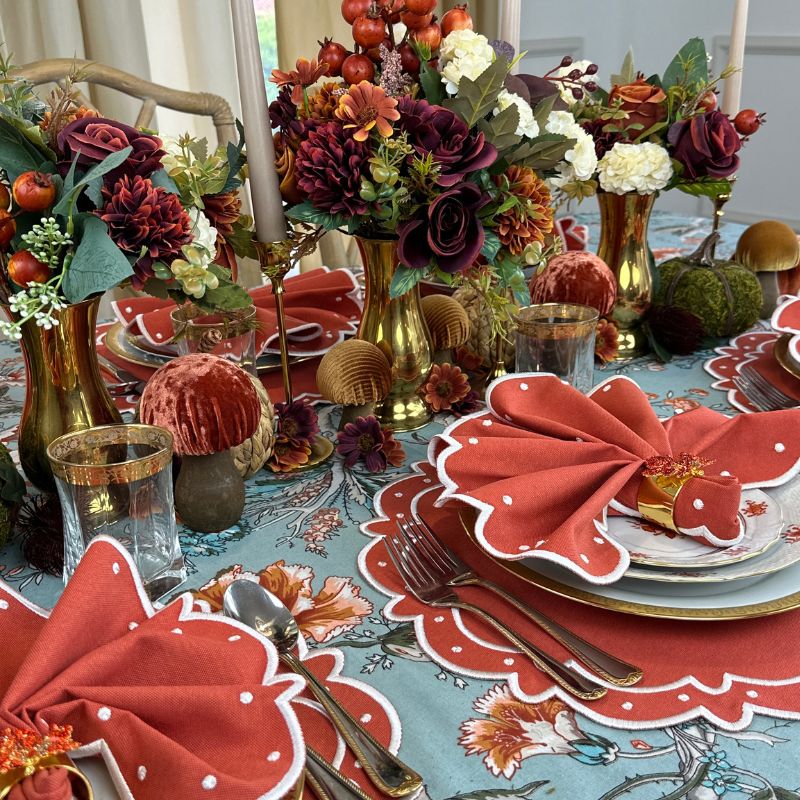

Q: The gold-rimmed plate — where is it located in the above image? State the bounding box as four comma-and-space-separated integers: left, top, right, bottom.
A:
459, 483, 800, 620
774, 333, 800, 382
104, 321, 300, 376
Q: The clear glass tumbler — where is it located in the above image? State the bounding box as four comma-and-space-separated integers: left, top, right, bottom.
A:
515, 303, 598, 393
47, 424, 186, 599
171, 304, 257, 375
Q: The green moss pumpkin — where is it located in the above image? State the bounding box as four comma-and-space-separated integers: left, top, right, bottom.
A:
655, 232, 762, 337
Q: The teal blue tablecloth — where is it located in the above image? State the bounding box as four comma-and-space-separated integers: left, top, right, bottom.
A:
2, 212, 798, 799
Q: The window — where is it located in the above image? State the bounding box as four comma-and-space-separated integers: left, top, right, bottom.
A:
254, 0, 279, 103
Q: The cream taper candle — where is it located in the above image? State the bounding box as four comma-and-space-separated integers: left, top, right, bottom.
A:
499, 0, 521, 73
230, 0, 287, 243
721, 0, 749, 117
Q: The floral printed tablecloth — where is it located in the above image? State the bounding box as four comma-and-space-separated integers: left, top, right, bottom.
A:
2, 211, 798, 800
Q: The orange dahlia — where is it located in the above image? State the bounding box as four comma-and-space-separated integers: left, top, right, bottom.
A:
271, 58, 329, 106
423, 363, 470, 412
300, 82, 345, 122
202, 190, 243, 276
493, 165, 554, 256
335, 81, 400, 142
595, 318, 619, 363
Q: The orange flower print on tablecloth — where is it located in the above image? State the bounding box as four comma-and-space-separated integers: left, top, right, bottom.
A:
744, 499, 769, 517
459, 684, 617, 778
664, 397, 701, 412
194, 560, 373, 643
303, 507, 345, 556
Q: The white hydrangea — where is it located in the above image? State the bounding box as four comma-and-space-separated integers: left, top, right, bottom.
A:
550, 59, 594, 106
494, 90, 539, 138
545, 110, 598, 181
439, 29, 495, 94
188, 207, 218, 257
597, 142, 674, 194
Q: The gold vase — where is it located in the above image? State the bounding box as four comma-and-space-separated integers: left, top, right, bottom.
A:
596, 191, 656, 360
7, 296, 122, 491
355, 236, 433, 431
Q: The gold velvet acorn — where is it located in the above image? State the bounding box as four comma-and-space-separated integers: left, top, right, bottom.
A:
140, 353, 260, 533
231, 374, 276, 478
735, 220, 800, 317
421, 294, 471, 363
317, 339, 392, 428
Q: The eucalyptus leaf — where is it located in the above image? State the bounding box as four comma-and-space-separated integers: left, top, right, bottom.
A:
150, 168, 180, 194
477, 104, 520, 152
419, 58, 445, 106
389, 264, 425, 299
52, 145, 133, 217
610, 47, 635, 87
480, 230, 501, 263
84, 175, 104, 207
662, 37, 708, 89
443, 58, 508, 129
507, 133, 574, 171
62, 214, 134, 303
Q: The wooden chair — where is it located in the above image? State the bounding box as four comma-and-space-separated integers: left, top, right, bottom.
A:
12, 58, 237, 145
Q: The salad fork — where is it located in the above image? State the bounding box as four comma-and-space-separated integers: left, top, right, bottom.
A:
737, 363, 798, 411
403, 516, 642, 686
385, 523, 608, 701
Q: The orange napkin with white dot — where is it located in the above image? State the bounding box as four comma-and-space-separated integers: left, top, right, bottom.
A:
431, 374, 800, 583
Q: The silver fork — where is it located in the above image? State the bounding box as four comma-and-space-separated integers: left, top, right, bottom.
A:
385, 523, 607, 701
738, 363, 798, 410
404, 516, 642, 686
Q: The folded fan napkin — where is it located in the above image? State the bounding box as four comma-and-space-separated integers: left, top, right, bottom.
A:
111, 267, 362, 358
0, 537, 305, 800
432, 374, 800, 583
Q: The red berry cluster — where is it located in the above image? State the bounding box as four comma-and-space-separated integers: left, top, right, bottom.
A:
320, 1, 473, 85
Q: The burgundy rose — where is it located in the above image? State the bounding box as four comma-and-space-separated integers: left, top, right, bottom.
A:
667, 111, 741, 179
57, 117, 166, 183
398, 183, 489, 274
295, 121, 370, 217
397, 97, 497, 187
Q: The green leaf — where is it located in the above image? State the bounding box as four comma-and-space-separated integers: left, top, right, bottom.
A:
662, 37, 708, 89
389, 264, 425, 299
227, 216, 258, 260
477, 105, 520, 152
52, 146, 133, 217
197, 264, 253, 311
677, 178, 732, 199
62, 214, 134, 303
287, 200, 352, 232
495, 254, 530, 305
0, 456, 26, 505
532, 92, 557, 131
633, 120, 668, 142
140, 275, 171, 300
443, 58, 508, 129
480, 230, 501, 263
419, 58, 445, 106
610, 47, 635, 87
0, 116, 48, 182
84, 175, 104, 207
221, 120, 247, 194
150, 168, 180, 194
506, 133, 574, 170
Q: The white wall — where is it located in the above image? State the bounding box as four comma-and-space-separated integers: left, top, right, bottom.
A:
517, 0, 800, 229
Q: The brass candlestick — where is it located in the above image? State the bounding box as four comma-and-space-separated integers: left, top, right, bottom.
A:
708, 178, 736, 259
254, 226, 333, 471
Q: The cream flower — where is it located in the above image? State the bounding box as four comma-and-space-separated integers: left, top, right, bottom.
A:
545, 110, 598, 182
550, 59, 594, 106
494, 90, 539, 138
187, 207, 218, 256
597, 142, 673, 194
439, 29, 495, 94
170, 243, 219, 298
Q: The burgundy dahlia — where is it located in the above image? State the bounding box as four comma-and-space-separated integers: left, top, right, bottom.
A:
294, 121, 370, 217
397, 97, 497, 187
581, 118, 626, 159
275, 398, 320, 447
667, 111, 741, 180
57, 117, 166, 184
398, 183, 489, 274
269, 86, 309, 150
336, 416, 404, 473
99, 175, 191, 288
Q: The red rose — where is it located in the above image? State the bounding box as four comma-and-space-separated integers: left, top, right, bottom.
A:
667, 111, 741, 179
57, 117, 165, 183
608, 79, 667, 132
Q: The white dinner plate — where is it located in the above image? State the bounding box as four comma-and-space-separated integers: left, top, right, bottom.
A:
606, 489, 782, 569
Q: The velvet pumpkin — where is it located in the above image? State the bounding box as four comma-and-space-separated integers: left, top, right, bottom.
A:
529, 252, 617, 317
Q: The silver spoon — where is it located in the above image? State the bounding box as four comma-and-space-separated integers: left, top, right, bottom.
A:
224, 580, 423, 798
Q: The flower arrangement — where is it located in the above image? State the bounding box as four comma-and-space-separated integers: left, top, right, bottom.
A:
268, 1, 590, 311
0, 57, 254, 339
546, 39, 764, 202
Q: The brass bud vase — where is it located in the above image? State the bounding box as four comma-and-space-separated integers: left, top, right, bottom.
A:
596, 191, 656, 360
6, 296, 122, 491
355, 236, 433, 431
